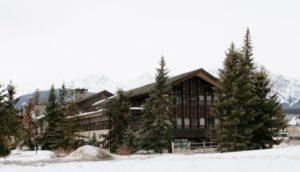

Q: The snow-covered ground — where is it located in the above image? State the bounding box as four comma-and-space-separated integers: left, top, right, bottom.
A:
1, 145, 300, 172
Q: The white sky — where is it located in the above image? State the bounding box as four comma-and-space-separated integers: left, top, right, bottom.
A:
0, 0, 299, 95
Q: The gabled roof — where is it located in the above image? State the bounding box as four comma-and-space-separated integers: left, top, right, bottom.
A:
75, 90, 113, 104
126, 68, 219, 98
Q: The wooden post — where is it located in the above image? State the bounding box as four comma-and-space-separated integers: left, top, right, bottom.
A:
171, 142, 174, 154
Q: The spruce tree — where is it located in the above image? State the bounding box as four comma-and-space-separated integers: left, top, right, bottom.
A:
4, 82, 22, 147
241, 28, 255, 72
214, 29, 286, 152
88, 133, 98, 146
102, 89, 131, 153
214, 43, 259, 151
33, 89, 40, 105
142, 56, 172, 153
237, 29, 260, 149
122, 126, 136, 151
252, 69, 287, 148
0, 84, 10, 157
0, 82, 21, 157
62, 100, 80, 149
214, 43, 245, 152
42, 85, 65, 150
59, 83, 68, 106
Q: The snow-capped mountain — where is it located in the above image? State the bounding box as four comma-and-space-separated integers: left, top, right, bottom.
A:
209, 69, 300, 110
67, 73, 154, 93
17, 69, 300, 111
270, 72, 300, 109
68, 70, 300, 109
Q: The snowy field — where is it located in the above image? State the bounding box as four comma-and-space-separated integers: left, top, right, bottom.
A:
1, 145, 300, 172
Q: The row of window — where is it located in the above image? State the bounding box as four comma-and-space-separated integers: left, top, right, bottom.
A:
176, 118, 206, 129
175, 95, 213, 105
78, 121, 109, 131
175, 117, 215, 129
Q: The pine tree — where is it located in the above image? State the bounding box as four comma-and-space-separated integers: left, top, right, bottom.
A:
142, 56, 172, 153
42, 85, 65, 150
214, 43, 259, 151
0, 82, 22, 157
4, 82, 22, 148
62, 100, 80, 149
214, 29, 286, 152
122, 126, 136, 151
241, 28, 255, 72
214, 43, 245, 152
252, 69, 287, 148
237, 29, 260, 149
88, 133, 98, 146
32, 89, 40, 105
102, 89, 131, 153
59, 83, 68, 106
0, 84, 10, 157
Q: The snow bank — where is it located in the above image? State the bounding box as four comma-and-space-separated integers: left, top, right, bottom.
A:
67, 145, 113, 161
0, 150, 53, 162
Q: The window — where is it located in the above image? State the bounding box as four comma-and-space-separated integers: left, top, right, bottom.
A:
176, 118, 182, 129
200, 118, 205, 128
35, 109, 40, 116
207, 95, 212, 105
184, 118, 190, 129
199, 95, 205, 105
191, 118, 197, 129
176, 96, 182, 105
207, 117, 215, 125
102, 121, 109, 130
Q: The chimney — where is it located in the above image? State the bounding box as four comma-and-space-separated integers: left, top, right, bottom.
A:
74, 88, 88, 100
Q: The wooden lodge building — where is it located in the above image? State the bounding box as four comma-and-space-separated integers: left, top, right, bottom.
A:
75, 68, 219, 144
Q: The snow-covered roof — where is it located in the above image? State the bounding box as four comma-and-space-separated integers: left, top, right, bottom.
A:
92, 95, 118, 107
74, 109, 104, 119
130, 107, 144, 110
36, 114, 45, 120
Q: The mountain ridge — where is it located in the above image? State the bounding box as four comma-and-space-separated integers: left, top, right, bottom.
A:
16, 69, 300, 113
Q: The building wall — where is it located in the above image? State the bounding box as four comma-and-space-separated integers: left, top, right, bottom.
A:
171, 76, 215, 140
76, 114, 109, 142
287, 125, 300, 139
76, 130, 109, 142
74, 76, 216, 143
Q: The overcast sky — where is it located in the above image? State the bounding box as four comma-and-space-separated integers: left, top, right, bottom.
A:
0, 0, 299, 95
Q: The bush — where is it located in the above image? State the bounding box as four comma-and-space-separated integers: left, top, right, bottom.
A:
116, 145, 131, 155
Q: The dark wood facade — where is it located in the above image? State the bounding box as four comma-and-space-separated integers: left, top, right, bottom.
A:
171, 76, 215, 141
75, 68, 218, 142
76, 90, 113, 112
128, 68, 218, 142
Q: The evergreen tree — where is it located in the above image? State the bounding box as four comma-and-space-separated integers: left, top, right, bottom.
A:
62, 100, 80, 149
241, 28, 255, 72
214, 29, 286, 152
237, 29, 260, 149
141, 56, 172, 153
88, 133, 98, 146
214, 43, 259, 151
122, 126, 136, 151
252, 69, 287, 148
42, 85, 65, 150
214, 44, 244, 152
0, 82, 22, 157
32, 89, 40, 105
4, 82, 22, 147
59, 83, 68, 106
102, 89, 131, 153
0, 84, 10, 157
